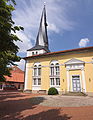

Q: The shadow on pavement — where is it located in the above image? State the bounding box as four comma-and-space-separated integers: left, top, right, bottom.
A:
0, 91, 27, 101
0, 92, 71, 120
24, 109, 71, 120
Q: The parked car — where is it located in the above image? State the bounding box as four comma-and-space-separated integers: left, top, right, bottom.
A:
3, 85, 17, 90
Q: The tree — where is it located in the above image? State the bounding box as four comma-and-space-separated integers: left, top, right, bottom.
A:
0, 0, 24, 81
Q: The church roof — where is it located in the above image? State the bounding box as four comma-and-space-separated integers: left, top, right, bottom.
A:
24, 46, 93, 60
27, 5, 50, 52
27, 45, 50, 52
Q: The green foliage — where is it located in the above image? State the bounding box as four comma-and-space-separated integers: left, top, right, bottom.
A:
0, 0, 23, 81
48, 87, 59, 95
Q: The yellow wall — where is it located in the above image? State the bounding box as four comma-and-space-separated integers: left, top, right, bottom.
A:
26, 62, 33, 90
85, 63, 93, 92
60, 65, 67, 92
26, 51, 93, 93
41, 61, 50, 90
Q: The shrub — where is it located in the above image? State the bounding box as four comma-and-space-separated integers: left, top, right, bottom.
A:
48, 87, 58, 95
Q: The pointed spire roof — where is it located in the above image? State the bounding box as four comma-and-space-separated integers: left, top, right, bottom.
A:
28, 5, 50, 52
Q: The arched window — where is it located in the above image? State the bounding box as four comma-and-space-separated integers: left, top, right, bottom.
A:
55, 63, 59, 75
33, 63, 41, 86
50, 61, 60, 86
50, 63, 54, 76
34, 65, 37, 76
38, 65, 41, 76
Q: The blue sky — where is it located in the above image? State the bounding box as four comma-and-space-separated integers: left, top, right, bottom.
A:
13, 0, 93, 70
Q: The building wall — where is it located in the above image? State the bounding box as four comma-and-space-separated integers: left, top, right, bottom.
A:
27, 49, 46, 56
41, 61, 50, 90
85, 63, 93, 92
25, 51, 93, 94
0, 82, 24, 90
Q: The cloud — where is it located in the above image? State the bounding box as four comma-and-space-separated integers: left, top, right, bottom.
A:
13, 0, 75, 45
79, 38, 90, 47
13, 0, 76, 69
13, 31, 32, 70
15, 59, 25, 71
48, 23, 59, 33
14, 31, 32, 53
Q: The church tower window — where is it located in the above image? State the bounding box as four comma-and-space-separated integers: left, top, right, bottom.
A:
32, 52, 34, 55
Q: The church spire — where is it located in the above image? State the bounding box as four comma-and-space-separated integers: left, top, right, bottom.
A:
35, 4, 48, 49
27, 4, 50, 56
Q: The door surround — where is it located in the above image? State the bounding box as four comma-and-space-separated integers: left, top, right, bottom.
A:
65, 58, 86, 92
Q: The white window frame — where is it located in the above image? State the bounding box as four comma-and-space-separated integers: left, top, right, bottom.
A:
50, 62, 60, 76
33, 63, 41, 86
50, 61, 60, 88
50, 77, 60, 86
33, 78, 37, 85
33, 78, 41, 86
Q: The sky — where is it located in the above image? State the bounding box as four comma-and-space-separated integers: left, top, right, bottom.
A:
13, 0, 93, 70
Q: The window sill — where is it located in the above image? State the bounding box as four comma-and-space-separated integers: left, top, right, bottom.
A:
32, 85, 41, 87
50, 85, 60, 88
32, 76, 41, 78
49, 75, 60, 77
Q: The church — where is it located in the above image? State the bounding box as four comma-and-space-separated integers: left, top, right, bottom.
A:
24, 5, 93, 96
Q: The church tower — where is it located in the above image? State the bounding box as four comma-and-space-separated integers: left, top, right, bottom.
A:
27, 5, 50, 56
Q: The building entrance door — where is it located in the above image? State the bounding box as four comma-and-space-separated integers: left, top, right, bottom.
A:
72, 75, 81, 92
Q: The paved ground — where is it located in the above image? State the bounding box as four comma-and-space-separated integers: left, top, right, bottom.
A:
39, 95, 93, 107
0, 92, 93, 120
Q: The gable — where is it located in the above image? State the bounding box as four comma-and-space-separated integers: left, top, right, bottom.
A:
65, 58, 85, 65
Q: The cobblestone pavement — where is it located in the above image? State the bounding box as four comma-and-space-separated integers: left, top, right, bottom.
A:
0, 91, 93, 120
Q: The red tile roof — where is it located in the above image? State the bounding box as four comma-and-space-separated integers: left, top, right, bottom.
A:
5, 66, 24, 83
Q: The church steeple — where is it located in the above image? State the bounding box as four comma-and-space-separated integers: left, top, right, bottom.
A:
27, 5, 50, 56
36, 5, 48, 48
